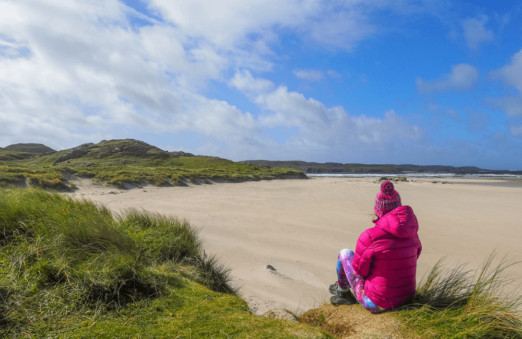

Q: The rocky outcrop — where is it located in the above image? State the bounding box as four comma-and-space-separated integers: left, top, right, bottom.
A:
53, 143, 93, 165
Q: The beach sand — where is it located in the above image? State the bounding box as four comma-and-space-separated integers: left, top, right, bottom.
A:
66, 177, 522, 315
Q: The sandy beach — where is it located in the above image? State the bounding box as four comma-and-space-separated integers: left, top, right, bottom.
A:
66, 177, 522, 315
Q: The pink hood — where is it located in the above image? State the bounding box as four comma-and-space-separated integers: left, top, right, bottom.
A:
352, 206, 422, 309
375, 205, 419, 239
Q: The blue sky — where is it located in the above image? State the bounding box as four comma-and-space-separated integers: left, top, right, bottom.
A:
1, 1, 522, 170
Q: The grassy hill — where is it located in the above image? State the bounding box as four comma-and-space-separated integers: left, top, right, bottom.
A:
0, 139, 306, 190
5, 143, 56, 155
0, 148, 35, 161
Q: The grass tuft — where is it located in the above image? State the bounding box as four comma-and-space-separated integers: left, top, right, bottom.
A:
399, 253, 522, 338
0, 188, 263, 337
119, 209, 202, 262
184, 251, 239, 296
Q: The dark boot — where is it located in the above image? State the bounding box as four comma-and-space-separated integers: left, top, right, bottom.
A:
330, 287, 356, 306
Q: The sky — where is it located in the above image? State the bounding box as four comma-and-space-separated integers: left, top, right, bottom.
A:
1, 1, 522, 170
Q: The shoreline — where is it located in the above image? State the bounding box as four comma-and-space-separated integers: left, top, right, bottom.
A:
307, 174, 522, 188
65, 177, 522, 315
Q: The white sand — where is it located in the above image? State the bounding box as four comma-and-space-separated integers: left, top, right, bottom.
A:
66, 177, 522, 315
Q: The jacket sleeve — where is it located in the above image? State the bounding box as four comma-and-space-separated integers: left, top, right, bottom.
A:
352, 230, 374, 278
417, 237, 422, 259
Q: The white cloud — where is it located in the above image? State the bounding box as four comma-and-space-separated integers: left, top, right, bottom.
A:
493, 49, 522, 93
294, 69, 324, 81
416, 64, 479, 93
234, 74, 425, 160
181, 92, 259, 140
258, 86, 344, 132
306, 6, 375, 51
147, 0, 389, 53
148, 0, 317, 49
490, 49, 522, 136
461, 15, 494, 49
229, 70, 274, 97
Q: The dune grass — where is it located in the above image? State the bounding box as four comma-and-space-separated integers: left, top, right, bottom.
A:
0, 156, 304, 190
0, 188, 328, 338
0, 165, 70, 190
0, 139, 306, 190
397, 255, 521, 338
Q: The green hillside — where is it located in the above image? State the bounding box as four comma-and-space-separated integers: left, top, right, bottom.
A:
0, 148, 35, 161
5, 143, 56, 155
0, 139, 306, 190
0, 188, 327, 338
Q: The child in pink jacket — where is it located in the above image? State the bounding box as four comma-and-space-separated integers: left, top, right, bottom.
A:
330, 180, 422, 312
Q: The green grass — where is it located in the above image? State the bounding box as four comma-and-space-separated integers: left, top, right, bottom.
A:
397, 255, 522, 338
0, 165, 70, 190
0, 188, 328, 338
0, 139, 306, 190
0, 149, 34, 161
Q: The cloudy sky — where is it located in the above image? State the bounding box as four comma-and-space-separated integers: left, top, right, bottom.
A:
1, 1, 522, 170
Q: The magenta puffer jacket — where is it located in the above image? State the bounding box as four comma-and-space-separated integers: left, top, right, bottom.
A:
352, 205, 422, 309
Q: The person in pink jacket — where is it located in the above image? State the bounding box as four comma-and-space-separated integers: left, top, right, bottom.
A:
330, 180, 422, 312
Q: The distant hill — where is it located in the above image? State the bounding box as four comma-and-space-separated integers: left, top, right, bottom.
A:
243, 160, 522, 175
49, 139, 194, 165
0, 139, 305, 190
5, 143, 56, 155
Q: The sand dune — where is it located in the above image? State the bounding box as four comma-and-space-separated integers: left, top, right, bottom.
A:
67, 177, 522, 315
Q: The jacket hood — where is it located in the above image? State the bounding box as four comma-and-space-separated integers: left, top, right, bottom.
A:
375, 205, 418, 238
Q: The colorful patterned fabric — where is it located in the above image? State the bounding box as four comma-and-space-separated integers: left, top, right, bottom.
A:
336, 249, 382, 313
374, 180, 402, 217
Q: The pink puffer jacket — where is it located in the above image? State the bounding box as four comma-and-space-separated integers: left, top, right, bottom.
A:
352, 205, 422, 309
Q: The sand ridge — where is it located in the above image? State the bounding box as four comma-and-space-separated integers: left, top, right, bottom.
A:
66, 177, 522, 316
